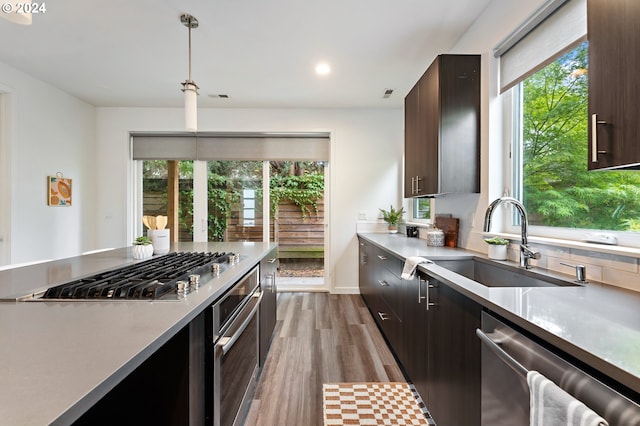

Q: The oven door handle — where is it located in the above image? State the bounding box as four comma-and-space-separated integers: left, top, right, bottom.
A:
216, 290, 263, 356
213, 289, 262, 426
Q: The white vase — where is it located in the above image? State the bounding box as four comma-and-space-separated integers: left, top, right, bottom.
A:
148, 229, 170, 255
132, 244, 154, 260
487, 244, 507, 260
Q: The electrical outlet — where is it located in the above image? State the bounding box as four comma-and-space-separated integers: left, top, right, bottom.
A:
358, 211, 367, 221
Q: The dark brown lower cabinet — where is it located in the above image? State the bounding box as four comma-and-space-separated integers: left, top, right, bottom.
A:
423, 273, 481, 425
402, 272, 481, 425
358, 239, 481, 425
359, 240, 405, 363
401, 274, 428, 396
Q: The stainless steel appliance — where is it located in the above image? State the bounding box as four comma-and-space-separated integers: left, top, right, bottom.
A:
22, 251, 237, 301
207, 266, 261, 426
477, 312, 640, 426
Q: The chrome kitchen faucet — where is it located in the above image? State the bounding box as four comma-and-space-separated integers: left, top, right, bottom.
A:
483, 197, 541, 269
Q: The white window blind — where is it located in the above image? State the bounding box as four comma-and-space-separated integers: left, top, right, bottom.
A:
495, 0, 587, 93
131, 132, 330, 161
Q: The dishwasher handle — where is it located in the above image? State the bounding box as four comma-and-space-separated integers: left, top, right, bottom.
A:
476, 328, 528, 377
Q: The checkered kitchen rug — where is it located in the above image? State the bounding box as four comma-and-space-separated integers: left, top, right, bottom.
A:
322, 382, 435, 425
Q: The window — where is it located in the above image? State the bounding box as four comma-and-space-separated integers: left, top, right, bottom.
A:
497, 0, 640, 243
409, 198, 432, 223
510, 43, 640, 233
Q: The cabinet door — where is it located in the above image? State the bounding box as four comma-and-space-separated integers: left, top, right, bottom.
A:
259, 248, 278, 366
417, 60, 440, 195
426, 277, 481, 426
402, 275, 429, 400
404, 84, 420, 198
588, 0, 640, 169
439, 55, 481, 192
358, 239, 375, 308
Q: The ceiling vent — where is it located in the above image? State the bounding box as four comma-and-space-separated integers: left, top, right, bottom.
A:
383, 89, 394, 99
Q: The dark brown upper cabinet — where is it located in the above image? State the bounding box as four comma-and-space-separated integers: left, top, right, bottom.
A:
404, 54, 481, 197
588, 0, 640, 170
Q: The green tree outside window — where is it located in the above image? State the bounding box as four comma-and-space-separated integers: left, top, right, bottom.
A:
521, 41, 640, 231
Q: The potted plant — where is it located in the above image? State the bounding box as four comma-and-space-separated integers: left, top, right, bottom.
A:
379, 205, 405, 233
484, 236, 509, 260
132, 236, 154, 260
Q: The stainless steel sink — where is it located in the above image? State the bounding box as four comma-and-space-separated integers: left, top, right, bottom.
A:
472, 258, 581, 287
434, 258, 581, 288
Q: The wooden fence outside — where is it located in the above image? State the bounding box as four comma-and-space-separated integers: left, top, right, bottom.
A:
227, 199, 325, 260
144, 189, 324, 260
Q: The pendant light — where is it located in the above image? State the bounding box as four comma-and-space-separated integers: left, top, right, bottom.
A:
180, 14, 199, 131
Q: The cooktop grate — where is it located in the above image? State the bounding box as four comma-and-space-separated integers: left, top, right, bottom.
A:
41, 251, 232, 300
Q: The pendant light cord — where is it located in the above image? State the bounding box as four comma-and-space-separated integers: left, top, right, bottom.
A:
188, 16, 192, 83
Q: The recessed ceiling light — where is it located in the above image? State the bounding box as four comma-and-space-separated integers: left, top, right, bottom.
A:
315, 62, 331, 76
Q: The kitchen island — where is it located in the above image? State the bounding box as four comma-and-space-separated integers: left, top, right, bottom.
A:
359, 232, 640, 398
0, 241, 276, 426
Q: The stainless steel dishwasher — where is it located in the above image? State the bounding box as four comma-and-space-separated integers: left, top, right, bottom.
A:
477, 311, 640, 426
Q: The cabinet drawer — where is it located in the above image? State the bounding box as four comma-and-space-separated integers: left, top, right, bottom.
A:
376, 266, 403, 319
372, 297, 403, 357
373, 248, 403, 277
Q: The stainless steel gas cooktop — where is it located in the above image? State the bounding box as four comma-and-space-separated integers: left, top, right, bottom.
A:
23, 251, 240, 302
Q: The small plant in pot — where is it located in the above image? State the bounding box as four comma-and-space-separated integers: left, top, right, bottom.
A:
379, 205, 405, 233
132, 236, 154, 260
484, 236, 509, 260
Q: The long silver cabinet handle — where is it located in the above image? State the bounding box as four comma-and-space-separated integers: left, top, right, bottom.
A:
378, 279, 389, 287
415, 176, 422, 194
417, 276, 427, 304
591, 113, 607, 162
425, 279, 436, 311
377, 255, 388, 261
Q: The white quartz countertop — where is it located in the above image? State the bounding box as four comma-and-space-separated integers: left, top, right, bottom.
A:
0, 241, 276, 426
358, 233, 640, 395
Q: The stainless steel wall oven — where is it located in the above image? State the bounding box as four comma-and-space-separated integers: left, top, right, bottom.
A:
206, 266, 261, 426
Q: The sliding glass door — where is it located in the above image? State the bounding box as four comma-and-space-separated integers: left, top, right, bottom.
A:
142, 160, 194, 241
140, 159, 327, 289
206, 161, 264, 242
269, 161, 325, 285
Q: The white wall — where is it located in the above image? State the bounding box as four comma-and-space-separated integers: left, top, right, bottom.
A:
95, 107, 403, 293
0, 61, 97, 265
435, 0, 547, 252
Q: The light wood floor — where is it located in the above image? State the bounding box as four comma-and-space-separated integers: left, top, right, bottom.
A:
244, 292, 405, 426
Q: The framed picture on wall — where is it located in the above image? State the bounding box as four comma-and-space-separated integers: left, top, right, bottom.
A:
48, 175, 72, 206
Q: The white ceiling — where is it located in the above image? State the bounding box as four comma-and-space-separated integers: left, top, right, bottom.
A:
0, 0, 493, 108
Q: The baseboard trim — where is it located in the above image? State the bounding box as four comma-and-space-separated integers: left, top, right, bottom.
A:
330, 286, 360, 295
